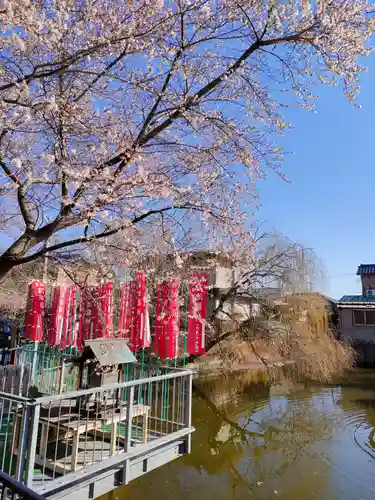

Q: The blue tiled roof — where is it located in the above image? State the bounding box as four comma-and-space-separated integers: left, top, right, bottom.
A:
357, 264, 375, 275
338, 295, 375, 304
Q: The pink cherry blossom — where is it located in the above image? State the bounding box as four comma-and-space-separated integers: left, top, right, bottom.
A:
0, 1, 372, 278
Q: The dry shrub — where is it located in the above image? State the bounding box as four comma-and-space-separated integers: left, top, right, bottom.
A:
279, 294, 355, 382
284, 332, 355, 382
204, 292, 354, 382
205, 335, 279, 367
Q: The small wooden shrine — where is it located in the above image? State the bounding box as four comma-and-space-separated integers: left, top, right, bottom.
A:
69, 338, 137, 416
71, 338, 137, 389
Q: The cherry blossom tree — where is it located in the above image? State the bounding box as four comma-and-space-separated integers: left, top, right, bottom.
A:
0, 0, 373, 279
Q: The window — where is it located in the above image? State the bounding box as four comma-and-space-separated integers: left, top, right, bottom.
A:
354, 310, 365, 325
353, 309, 375, 325
366, 310, 375, 325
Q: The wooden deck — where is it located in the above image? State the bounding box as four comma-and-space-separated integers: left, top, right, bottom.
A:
33, 428, 192, 500
12, 401, 150, 474
34, 427, 157, 476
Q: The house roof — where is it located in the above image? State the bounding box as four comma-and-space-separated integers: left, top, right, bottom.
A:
357, 264, 375, 275
338, 295, 375, 305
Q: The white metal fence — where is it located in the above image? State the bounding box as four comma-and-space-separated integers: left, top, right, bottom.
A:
0, 367, 193, 495
0, 471, 46, 500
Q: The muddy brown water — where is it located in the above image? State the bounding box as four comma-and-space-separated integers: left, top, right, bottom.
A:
103, 369, 375, 500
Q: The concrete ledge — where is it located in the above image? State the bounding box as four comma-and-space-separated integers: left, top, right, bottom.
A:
35, 427, 194, 499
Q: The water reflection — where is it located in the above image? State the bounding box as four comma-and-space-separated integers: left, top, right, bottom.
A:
103, 369, 375, 500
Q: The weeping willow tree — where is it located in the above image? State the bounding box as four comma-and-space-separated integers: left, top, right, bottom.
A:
275, 293, 354, 382
200, 232, 354, 382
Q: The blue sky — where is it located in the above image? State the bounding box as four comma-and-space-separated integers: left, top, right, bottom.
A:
257, 52, 375, 299
1, 36, 373, 300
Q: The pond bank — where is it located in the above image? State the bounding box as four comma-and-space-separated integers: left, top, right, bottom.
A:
187, 358, 296, 377
105, 368, 375, 500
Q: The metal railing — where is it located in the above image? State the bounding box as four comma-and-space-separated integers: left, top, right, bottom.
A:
0, 366, 193, 492
0, 345, 186, 399
0, 471, 45, 500
0, 345, 78, 397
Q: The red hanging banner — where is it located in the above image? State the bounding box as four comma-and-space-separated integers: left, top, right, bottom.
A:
168, 279, 180, 359
61, 286, 71, 349
78, 283, 113, 343
187, 273, 208, 355
79, 281, 131, 343
132, 272, 144, 351
130, 272, 150, 351
118, 283, 126, 338
89, 285, 101, 339
124, 281, 134, 339
143, 301, 151, 350
95, 285, 104, 339
77, 284, 87, 350
154, 279, 180, 360
68, 285, 78, 348
154, 281, 169, 359
99, 282, 113, 339
78, 284, 96, 342
48, 285, 66, 347
61, 285, 77, 349
24, 280, 46, 342
118, 282, 131, 338
153, 280, 163, 355
141, 275, 151, 350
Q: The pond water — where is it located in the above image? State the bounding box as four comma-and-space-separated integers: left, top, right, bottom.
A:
105, 369, 375, 500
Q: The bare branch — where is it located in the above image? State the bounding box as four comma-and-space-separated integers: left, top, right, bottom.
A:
13, 204, 208, 265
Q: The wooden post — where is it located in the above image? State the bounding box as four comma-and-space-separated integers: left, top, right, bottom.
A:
110, 422, 118, 456
10, 322, 18, 365
71, 430, 79, 472
184, 373, 193, 454
121, 385, 134, 485
25, 404, 40, 488
58, 362, 65, 395
143, 409, 149, 444
30, 342, 39, 386
15, 406, 31, 481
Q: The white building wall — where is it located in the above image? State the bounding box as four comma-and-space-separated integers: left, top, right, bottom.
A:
339, 308, 375, 343
215, 266, 233, 289
214, 298, 257, 322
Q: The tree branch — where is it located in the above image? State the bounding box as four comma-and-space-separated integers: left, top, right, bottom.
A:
0, 157, 37, 230
13, 204, 204, 264
135, 49, 183, 145
73, 46, 131, 103
68, 21, 316, 210
0, 158, 19, 185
